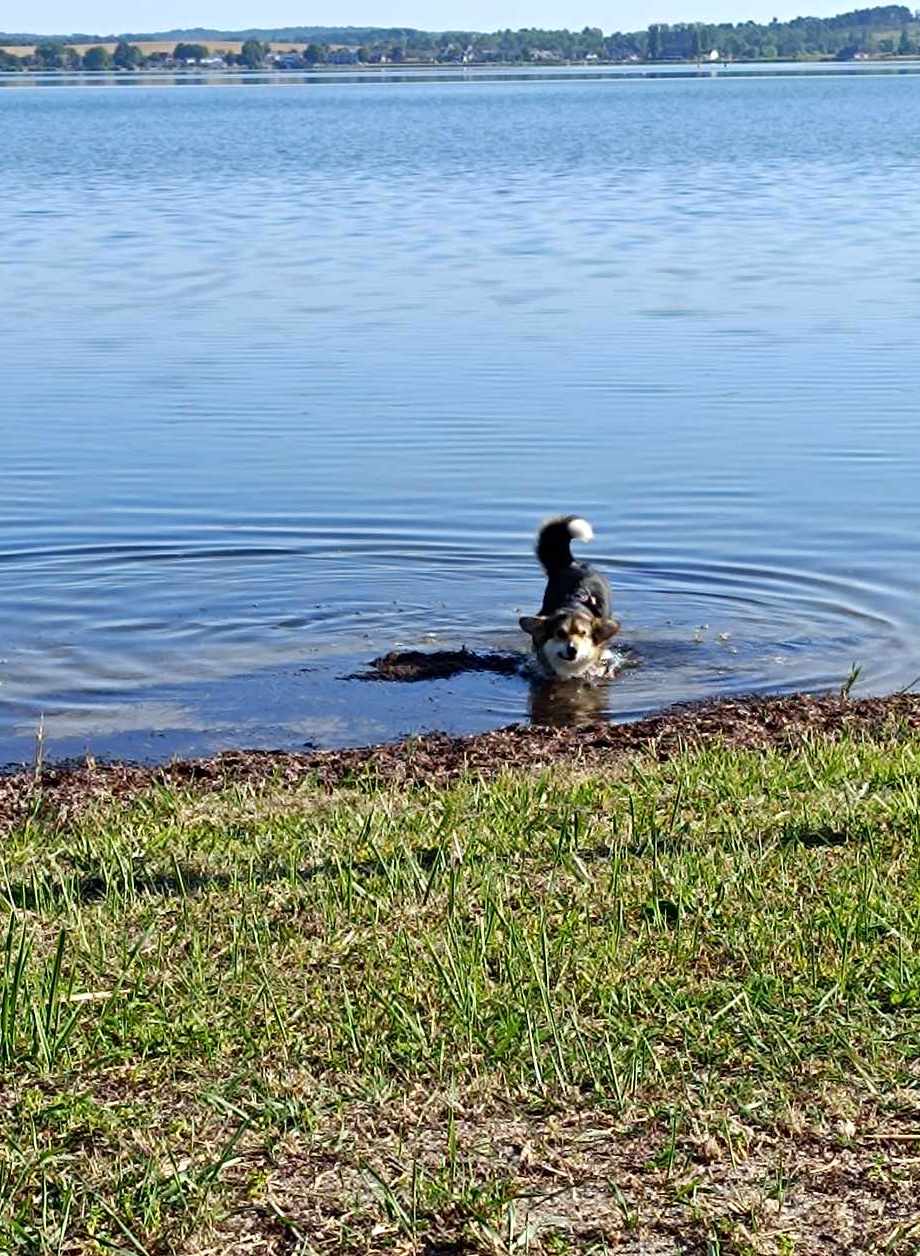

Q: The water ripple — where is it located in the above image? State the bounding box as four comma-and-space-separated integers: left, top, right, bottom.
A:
3, 72, 920, 763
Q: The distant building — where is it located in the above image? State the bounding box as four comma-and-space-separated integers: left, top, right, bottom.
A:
436, 43, 471, 63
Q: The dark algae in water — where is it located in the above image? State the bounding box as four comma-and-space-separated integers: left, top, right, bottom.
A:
350, 648, 525, 682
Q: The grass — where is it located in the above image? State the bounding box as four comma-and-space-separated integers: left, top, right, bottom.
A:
2, 732, 920, 1252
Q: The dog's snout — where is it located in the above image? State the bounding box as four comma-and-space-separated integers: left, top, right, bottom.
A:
564, 643, 578, 661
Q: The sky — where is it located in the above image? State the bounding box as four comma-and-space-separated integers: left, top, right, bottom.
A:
2, 0, 858, 36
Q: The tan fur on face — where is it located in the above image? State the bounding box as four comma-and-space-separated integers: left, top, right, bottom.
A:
519, 610, 620, 678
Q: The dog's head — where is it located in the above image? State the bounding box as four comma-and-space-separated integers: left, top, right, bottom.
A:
519, 609, 619, 679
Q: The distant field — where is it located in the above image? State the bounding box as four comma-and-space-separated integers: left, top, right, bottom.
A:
0, 40, 309, 56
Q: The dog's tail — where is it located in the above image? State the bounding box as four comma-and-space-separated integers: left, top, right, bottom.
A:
535, 515, 594, 574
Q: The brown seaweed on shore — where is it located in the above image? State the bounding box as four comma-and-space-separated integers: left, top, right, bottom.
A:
349, 647, 524, 682
2, 691, 919, 836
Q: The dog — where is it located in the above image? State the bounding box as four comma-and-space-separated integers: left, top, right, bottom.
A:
519, 516, 620, 680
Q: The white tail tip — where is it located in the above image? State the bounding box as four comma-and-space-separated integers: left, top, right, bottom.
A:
568, 517, 594, 543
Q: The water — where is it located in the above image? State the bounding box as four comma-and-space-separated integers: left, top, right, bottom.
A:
3, 68, 920, 765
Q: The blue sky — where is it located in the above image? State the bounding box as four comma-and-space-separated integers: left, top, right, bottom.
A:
2, 1, 861, 36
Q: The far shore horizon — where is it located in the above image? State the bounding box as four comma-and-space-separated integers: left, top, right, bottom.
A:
3, 5, 920, 68
4, 41, 920, 68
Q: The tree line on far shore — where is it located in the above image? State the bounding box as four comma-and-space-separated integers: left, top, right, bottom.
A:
2, 5, 920, 73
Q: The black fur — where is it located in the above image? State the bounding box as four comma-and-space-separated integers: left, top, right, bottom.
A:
536, 516, 612, 619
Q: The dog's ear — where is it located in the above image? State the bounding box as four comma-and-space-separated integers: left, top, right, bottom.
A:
519, 615, 547, 639
593, 617, 620, 643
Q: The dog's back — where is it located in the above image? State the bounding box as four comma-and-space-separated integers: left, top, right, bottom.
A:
536, 516, 612, 619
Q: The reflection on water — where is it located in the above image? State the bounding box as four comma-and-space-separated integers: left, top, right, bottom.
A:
2, 70, 920, 765
5, 60, 920, 91
528, 678, 611, 727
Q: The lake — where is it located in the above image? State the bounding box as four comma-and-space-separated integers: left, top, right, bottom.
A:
2, 66, 920, 765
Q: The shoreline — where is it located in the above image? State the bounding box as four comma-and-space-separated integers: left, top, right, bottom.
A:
5, 55, 920, 73
3, 688, 918, 833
